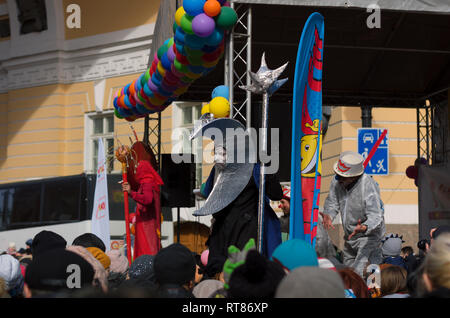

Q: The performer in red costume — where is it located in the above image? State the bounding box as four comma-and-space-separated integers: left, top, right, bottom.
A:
122, 160, 164, 258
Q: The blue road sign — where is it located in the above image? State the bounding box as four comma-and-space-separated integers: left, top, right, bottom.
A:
357, 128, 389, 175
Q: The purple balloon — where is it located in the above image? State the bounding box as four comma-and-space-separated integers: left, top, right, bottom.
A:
192, 13, 215, 38
147, 79, 159, 94
167, 45, 176, 63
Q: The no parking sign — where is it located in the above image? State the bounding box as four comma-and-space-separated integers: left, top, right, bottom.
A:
357, 128, 389, 175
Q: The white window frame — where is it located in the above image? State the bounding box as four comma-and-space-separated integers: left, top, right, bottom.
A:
84, 111, 115, 174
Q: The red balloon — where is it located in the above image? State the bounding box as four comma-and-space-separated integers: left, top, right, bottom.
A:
406, 165, 418, 179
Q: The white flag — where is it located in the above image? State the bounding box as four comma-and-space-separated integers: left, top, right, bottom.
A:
91, 138, 111, 251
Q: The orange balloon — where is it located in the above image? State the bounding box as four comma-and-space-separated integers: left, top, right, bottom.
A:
204, 0, 221, 17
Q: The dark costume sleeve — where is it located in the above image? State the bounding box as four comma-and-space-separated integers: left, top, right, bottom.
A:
265, 172, 283, 201
131, 183, 155, 206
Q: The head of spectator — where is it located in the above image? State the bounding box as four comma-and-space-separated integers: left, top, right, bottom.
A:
24, 249, 95, 298
0, 254, 24, 297
422, 233, 450, 295
338, 267, 370, 298
31, 230, 67, 259
72, 233, 106, 252
430, 225, 450, 245
86, 247, 111, 271
380, 265, 409, 298
107, 249, 129, 275
153, 243, 196, 298
227, 250, 285, 298
275, 266, 345, 298
192, 279, 225, 298
66, 245, 108, 293
271, 239, 318, 273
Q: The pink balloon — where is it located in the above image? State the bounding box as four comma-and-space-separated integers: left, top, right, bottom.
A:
200, 249, 209, 266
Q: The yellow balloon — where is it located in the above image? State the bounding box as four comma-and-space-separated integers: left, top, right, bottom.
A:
157, 62, 166, 77
201, 103, 210, 115
209, 97, 230, 118
175, 7, 185, 26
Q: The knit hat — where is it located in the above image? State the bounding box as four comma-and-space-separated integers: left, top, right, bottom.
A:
228, 250, 286, 298
275, 266, 346, 298
129, 254, 156, 282
72, 233, 106, 252
107, 249, 129, 274
192, 279, 224, 298
26, 239, 33, 247
381, 233, 404, 257
31, 230, 67, 258
271, 239, 319, 271
86, 247, 111, 270
25, 249, 94, 292
0, 255, 23, 291
153, 243, 196, 286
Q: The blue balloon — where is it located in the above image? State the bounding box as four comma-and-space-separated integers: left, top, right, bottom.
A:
151, 73, 162, 86
205, 28, 224, 46
143, 82, 153, 98
116, 106, 134, 118
175, 43, 187, 55
183, 0, 206, 17
202, 44, 218, 53
212, 85, 230, 99
175, 27, 186, 44
161, 52, 172, 70
188, 64, 205, 74
185, 34, 205, 50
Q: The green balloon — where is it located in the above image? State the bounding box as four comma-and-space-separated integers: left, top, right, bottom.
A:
137, 90, 147, 104
185, 46, 204, 58
187, 54, 203, 66
143, 68, 151, 83
180, 14, 194, 35
114, 108, 123, 119
157, 45, 169, 60
173, 21, 178, 34
168, 37, 174, 47
216, 7, 238, 30
174, 58, 189, 74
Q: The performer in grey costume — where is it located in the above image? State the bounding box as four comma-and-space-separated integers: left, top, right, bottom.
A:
321, 151, 386, 277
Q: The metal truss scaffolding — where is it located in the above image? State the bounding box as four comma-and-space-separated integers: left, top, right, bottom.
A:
416, 104, 435, 164
225, 3, 252, 129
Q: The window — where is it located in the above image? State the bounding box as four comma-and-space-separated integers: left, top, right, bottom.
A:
42, 180, 81, 223
9, 185, 41, 225
177, 103, 203, 188
0, 16, 10, 39
88, 112, 114, 174
16, 0, 47, 34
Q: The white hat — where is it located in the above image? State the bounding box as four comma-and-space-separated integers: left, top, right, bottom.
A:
333, 151, 364, 177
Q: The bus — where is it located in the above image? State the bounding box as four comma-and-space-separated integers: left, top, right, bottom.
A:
0, 174, 174, 252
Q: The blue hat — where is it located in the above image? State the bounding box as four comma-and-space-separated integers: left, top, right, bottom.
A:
271, 239, 318, 271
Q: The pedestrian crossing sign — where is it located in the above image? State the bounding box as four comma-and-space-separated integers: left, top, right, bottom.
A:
357, 128, 389, 175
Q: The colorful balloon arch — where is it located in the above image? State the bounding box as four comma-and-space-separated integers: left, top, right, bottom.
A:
113, 0, 237, 122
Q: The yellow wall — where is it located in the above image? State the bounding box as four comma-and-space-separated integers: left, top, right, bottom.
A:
63, 0, 160, 40
320, 106, 418, 207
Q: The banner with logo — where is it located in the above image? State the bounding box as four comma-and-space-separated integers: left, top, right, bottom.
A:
290, 12, 325, 246
418, 164, 450, 240
91, 138, 111, 251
